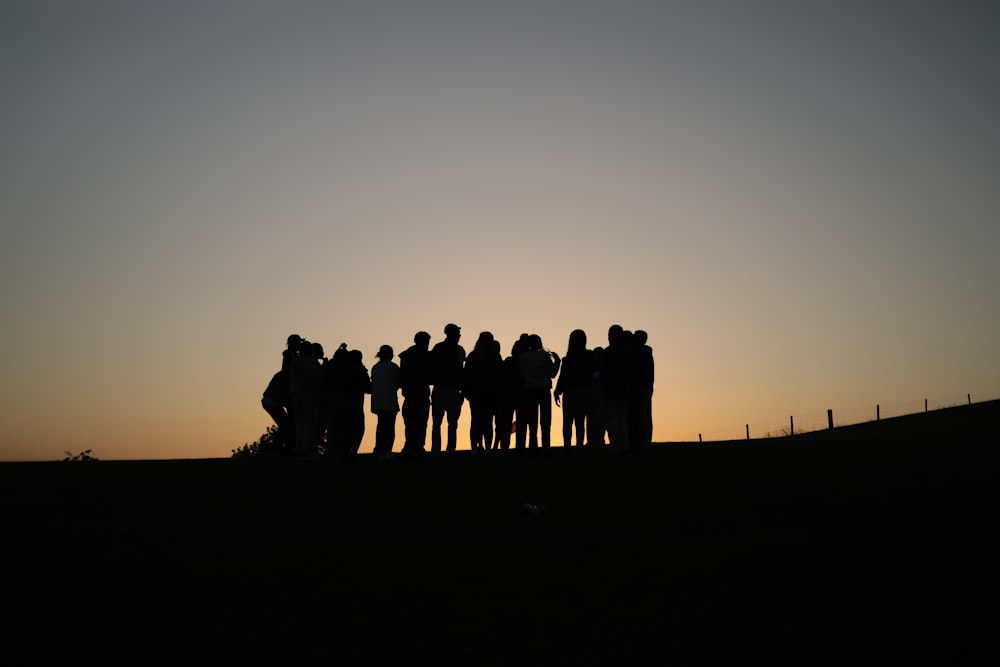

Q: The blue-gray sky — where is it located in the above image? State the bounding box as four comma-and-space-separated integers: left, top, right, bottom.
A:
2, 1, 998, 459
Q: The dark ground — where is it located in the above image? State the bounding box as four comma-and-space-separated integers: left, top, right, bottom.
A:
3, 401, 998, 665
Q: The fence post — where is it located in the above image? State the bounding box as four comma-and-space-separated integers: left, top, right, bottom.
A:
790, 416, 794, 436
698, 433, 702, 443
746, 424, 750, 440
877, 404, 880, 421
968, 393, 972, 405
827, 409, 833, 430
925, 398, 928, 412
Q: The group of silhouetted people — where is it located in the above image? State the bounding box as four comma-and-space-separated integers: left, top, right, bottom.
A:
261, 324, 654, 460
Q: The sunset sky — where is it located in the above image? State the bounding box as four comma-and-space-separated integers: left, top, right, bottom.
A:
2, 1, 998, 461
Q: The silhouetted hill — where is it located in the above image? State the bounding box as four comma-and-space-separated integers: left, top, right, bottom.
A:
3, 410, 995, 664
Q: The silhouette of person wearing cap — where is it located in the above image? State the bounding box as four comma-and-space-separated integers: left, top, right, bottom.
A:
430, 323, 466, 452
399, 331, 432, 455
371, 344, 400, 460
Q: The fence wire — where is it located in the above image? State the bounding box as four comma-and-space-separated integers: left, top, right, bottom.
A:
689, 390, 1000, 443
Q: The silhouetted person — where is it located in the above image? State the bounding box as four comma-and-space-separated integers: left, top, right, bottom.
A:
399, 331, 432, 455
512, 333, 532, 449
289, 339, 324, 458
370, 344, 400, 461
494, 338, 523, 451
588, 346, 607, 447
282, 334, 307, 450
325, 344, 355, 459
600, 325, 633, 454
430, 323, 466, 452
463, 331, 503, 453
517, 334, 560, 449
488, 340, 505, 451
344, 348, 370, 456
554, 329, 594, 447
261, 352, 292, 456
629, 329, 654, 452
284, 334, 304, 371
310, 342, 332, 453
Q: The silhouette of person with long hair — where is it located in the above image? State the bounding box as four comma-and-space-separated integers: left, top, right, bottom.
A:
326, 343, 370, 459
399, 331, 432, 455
370, 344, 400, 461
517, 334, 561, 449
554, 329, 594, 448
430, 323, 466, 452
512, 333, 532, 449
463, 331, 502, 454
494, 338, 523, 451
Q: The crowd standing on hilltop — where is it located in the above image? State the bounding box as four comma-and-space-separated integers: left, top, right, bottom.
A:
260, 324, 654, 460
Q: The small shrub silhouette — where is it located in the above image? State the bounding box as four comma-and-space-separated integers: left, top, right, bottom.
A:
233, 425, 281, 457
63, 449, 98, 462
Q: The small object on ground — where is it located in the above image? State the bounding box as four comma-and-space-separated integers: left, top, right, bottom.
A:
520, 502, 544, 517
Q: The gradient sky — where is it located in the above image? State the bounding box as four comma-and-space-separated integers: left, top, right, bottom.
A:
2, 1, 998, 461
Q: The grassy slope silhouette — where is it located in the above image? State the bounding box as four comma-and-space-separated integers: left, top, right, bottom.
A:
3, 400, 996, 663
